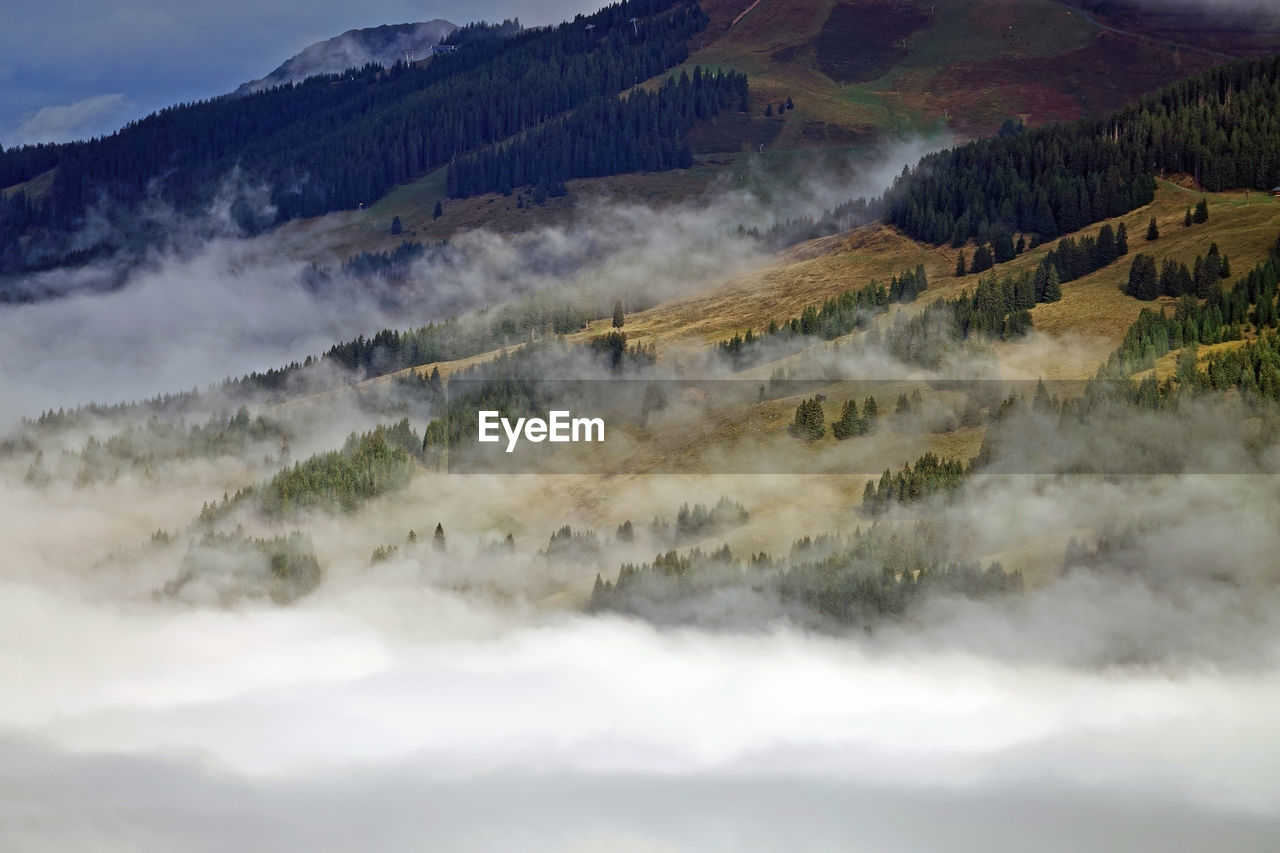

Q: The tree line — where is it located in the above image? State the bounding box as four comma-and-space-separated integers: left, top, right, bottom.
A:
717, 266, 928, 369
590, 522, 1022, 627
447, 66, 747, 198
260, 420, 420, 518
0, 0, 710, 274
884, 273, 1035, 369
882, 54, 1280, 247
1123, 242, 1231, 301
861, 451, 968, 514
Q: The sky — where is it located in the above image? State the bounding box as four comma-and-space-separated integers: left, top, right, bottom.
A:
0, 0, 595, 148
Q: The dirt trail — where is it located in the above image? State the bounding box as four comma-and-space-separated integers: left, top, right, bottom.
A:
729, 0, 765, 29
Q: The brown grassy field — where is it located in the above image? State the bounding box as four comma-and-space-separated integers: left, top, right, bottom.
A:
580, 180, 1280, 380
268, 180, 1280, 581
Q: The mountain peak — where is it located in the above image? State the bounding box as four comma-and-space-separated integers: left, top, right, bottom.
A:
234, 19, 459, 95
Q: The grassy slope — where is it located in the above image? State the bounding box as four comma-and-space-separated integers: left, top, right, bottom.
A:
256, 183, 1280, 586
287, 181, 1280, 406
265, 0, 1280, 265
0, 168, 55, 201
258, 7, 1280, 589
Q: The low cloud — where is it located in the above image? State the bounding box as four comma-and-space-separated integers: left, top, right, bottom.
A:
2, 126, 1278, 851
0, 604, 1277, 852
3, 93, 135, 146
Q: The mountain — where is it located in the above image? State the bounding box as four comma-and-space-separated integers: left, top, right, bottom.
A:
6, 0, 1280, 290
232, 20, 459, 96
0, 0, 709, 285
7, 3, 1280, 842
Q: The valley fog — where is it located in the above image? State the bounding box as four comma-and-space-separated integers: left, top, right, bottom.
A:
3, 124, 1279, 850
1, 546, 1278, 851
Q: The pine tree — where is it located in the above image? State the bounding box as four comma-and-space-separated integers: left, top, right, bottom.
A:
433, 522, 446, 551
1043, 264, 1062, 302
1184, 206, 1193, 228
1193, 198, 1209, 223
832, 398, 860, 440
790, 397, 826, 441
1096, 224, 1117, 265
992, 231, 1016, 263
1146, 217, 1159, 241
612, 300, 625, 328
1033, 378, 1053, 412
390, 215, 402, 235
407, 529, 417, 543
433, 201, 443, 219
862, 396, 879, 433
955, 251, 967, 277
1126, 253, 1159, 300
1116, 222, 1128, 255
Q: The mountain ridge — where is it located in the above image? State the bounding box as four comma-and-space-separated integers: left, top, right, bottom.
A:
233, 20, 460, 96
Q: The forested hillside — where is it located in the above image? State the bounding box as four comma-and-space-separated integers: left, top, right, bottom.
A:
884, 54, 1280, 247
0, 0, 713, 275
447, 67, 748, 198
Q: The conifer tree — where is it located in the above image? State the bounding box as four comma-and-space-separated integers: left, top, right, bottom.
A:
391, 215, 402, 235
613, 300, 625, 328
1033, 378, 1053, 412
993, 231, 1016, 263
1126, 253, 1159, 300
1194, 198, 1209, 223
1043, 264, 1062, 302
1116, 222, 1128, 255
832, 398, 860, 440
955, 251, 967, 277
434, 522, 446, 551
862, 396, 879, 432
1096, 224, 1117, 265
1146, 217, 1159, 241
433, 201, 443, 219
971, 244, 994, 273
1184, 206, 1193, 228
790, 397, 826, 441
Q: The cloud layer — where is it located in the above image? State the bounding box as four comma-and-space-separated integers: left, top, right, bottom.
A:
2, 93, 136, 146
